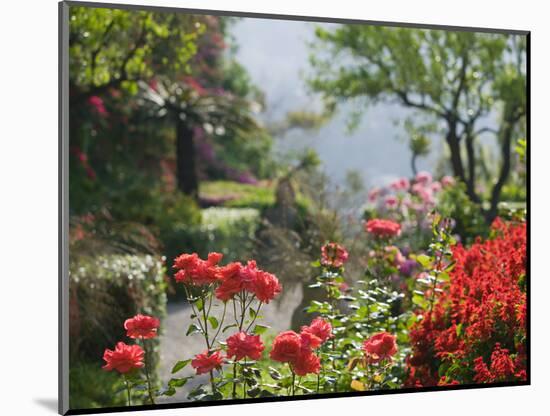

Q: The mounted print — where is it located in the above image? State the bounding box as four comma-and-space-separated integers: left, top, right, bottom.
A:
59, 1, 530, 414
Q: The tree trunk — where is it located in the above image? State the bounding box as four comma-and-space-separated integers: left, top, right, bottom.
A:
411, 154, 418, 176
486, 118, 515, 223
445, 123, 466, 182
176, 115, 199, 199
464, 131, 481, 204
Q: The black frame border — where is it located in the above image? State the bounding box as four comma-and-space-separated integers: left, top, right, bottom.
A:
59, 1, 531, 414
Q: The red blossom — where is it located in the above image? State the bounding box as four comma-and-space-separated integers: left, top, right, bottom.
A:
226, 332, 264, 361
191, 350, 225, 375
102, 342, 144, 374
301, 317, 333, 345
363, 332, 398, 363
406, 219, 527, 386
173, 252, 223, 286
124, 314, 160, 339
365, 219, 401, 238
88, 95, 108, 116
293, 350, 321, 376
269, 331, 303, 363
214, 260, 282, 303
321, 242, 349, 268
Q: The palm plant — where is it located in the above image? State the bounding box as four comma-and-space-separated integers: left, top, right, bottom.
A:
139, 77, 262, 198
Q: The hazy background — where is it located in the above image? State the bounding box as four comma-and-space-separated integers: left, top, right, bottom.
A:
232, 18, 443, 187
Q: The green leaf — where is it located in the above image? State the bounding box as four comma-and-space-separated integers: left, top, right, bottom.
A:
186, 323, 203, 336
222, 323, 238, 333
253, 324, 269, 335
416, 254, 432, 268
171, 359, 191, 374
208, 316, 219, 329
268, 367, 282, 380
247, 387, 261, 397
168, 377, 191, 388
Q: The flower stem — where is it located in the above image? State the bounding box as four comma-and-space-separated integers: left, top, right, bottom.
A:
123, 376, 132, 406
232, 362, 238, 399
291, 367, 296, 396
141, 339, 156, 404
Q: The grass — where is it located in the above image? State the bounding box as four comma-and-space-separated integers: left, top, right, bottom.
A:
199, 180, 275, 210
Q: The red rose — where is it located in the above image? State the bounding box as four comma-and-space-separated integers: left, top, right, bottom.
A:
251, 269, 282, 304
226, 332, 265, 361
215, 262, 244, 302
270, 331, 303, 363
299, 331, 322, 350
191, 350, 225, 375
173, 252, 223, 286
301, 317, 333, 345
102, 342, 144, 374
365, 219, 401, 238
363, 332, 398, 363
292, 350, 321, 376
124, 314, 160, 339
321, 242, 349, 268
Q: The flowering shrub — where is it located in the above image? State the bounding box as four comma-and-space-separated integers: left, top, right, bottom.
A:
406, 219, 527, 386
96, 206, 527, 406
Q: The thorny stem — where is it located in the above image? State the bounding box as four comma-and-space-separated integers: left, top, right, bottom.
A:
290, 367, 296, 396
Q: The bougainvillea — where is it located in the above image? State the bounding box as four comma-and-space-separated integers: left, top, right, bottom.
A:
406, 219, 527, 387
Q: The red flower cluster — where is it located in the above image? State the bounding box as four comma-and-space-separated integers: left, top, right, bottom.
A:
365, 219, 401, 238
270, 318, 333, 376
406, 219, 527, 386
226, 332, 265, 361
173, 253, 282, 303
191, 350, 225, 375
215, 260, 282, 304
124, 314, 160, 339
321, 242, 349, 268
102, 314, 161, 375
301, 317, 334, 345
173, 252, 224, 286
102, 342, 144, 374
363, 332, 398, 363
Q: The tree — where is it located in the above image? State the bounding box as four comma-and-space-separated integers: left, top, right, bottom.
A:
309, 26, 526, 221
139, 77, 261, 198
69, 6, 201, 102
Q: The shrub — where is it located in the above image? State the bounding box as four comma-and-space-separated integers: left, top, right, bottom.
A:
69, 253, 167, 377
406, 219, 527, 386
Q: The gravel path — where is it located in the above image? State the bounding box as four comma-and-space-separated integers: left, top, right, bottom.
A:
157, 286, 303, 403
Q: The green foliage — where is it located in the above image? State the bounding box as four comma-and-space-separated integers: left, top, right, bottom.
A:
309, 25, 527, 211
69, 363, 127, 409
69, 6, 201, 92
437, 181, 489, 243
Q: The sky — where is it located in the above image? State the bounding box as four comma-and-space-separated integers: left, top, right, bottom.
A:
230, 17, 443, 188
